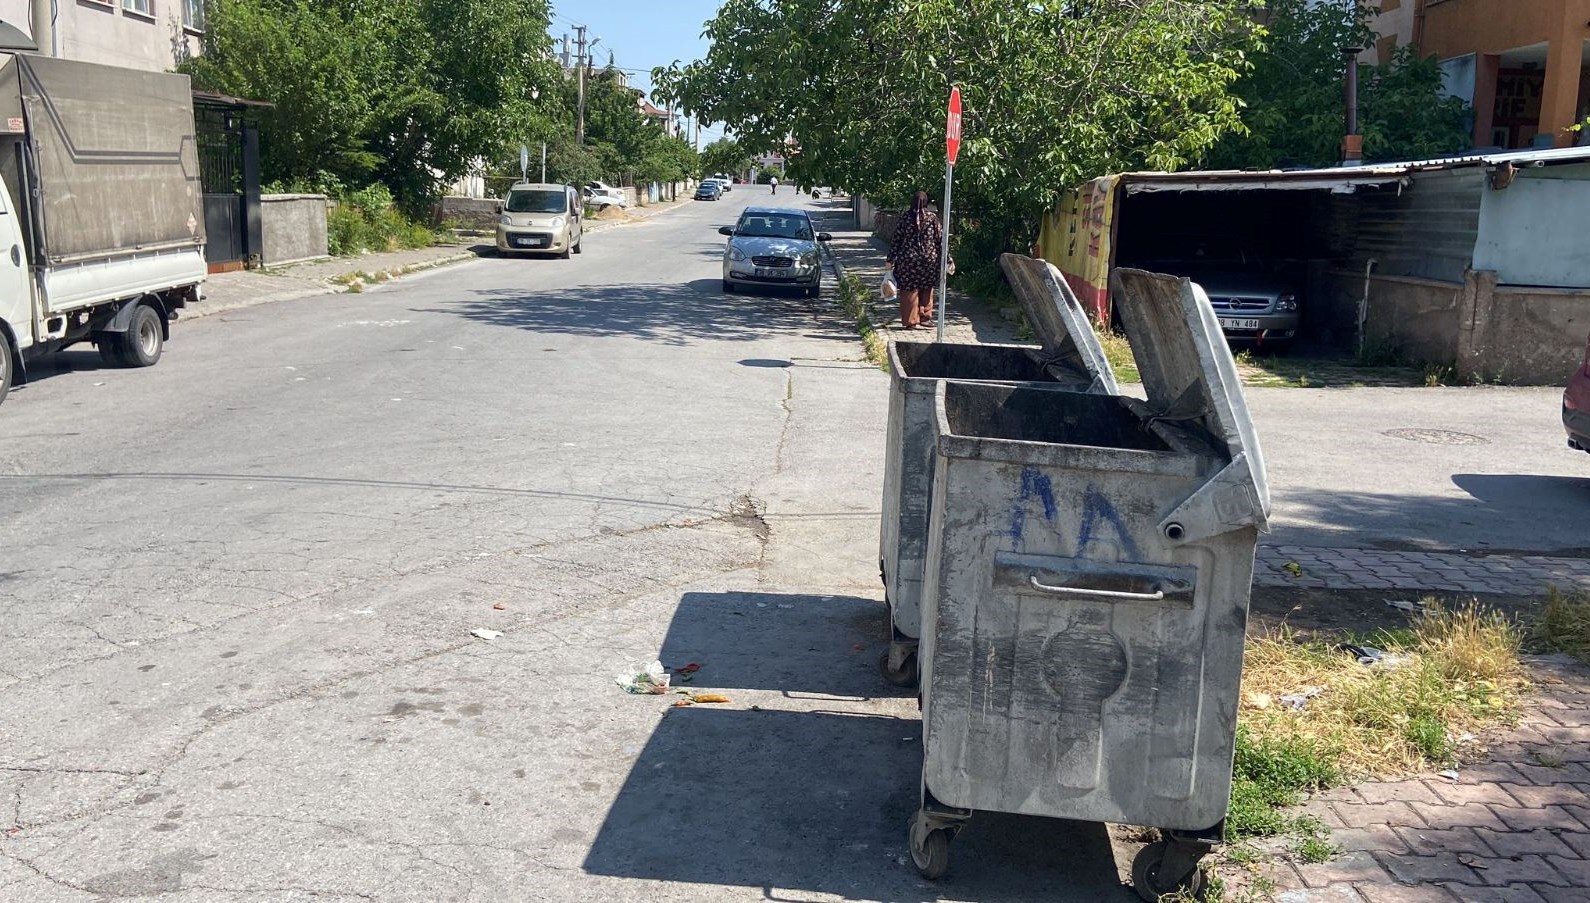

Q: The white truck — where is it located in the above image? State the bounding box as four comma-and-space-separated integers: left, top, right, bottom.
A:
0, 55, 207, 407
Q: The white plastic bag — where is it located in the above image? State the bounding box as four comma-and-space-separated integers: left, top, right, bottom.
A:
879, 266, 898, 301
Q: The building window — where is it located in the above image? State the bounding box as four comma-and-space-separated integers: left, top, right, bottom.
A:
183, 0, 205, 31
122, 0, 154, 17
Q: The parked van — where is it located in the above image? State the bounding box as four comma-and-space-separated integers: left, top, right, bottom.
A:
496, 183, 584, 258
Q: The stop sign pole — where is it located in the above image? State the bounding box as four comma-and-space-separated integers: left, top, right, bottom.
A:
937, 87, 961, 342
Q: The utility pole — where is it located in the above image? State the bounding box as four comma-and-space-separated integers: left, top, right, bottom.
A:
560, 34, 570, 70
574, 25, 588, 147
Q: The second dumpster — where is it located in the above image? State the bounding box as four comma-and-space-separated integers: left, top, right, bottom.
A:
877, 254, 1117, 687
907, 268, 1270, 901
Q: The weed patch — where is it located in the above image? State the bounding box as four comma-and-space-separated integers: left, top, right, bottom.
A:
837, 274, 888, 369
1230, 603, 1524, 851
1093, 325, 1140, 383
1527, 586, 1590, 662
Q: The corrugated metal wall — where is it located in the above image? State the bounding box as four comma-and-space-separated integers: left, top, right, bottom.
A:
1336, 168, 1484, 282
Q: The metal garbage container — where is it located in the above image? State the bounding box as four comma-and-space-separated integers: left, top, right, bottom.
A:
878, 255, 1117, 687
907, 269, 1270, 901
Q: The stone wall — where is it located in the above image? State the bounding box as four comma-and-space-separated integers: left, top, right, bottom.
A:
260, 194, 329, 267
434, 196, 499, 232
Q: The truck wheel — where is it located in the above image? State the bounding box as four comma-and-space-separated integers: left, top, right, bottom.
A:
0, 333, 12, 406
117, 304, 163, 368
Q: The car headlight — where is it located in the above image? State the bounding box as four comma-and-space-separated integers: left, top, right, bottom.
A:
499, 214, 512, 227
801, 252, 820, 267
551, 216, 565, 229
728, 246, 747, 261
1276, 295, 1299, 312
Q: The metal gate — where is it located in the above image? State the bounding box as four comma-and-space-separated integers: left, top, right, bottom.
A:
193, 95, 262, 271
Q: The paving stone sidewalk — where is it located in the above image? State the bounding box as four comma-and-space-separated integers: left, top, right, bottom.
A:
1258, 546, 1590, 597
1230, 655, 1590, 903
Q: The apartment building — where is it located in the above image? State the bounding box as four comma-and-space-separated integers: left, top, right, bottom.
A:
1370, 0, 1590, 148
1, 0, 204, 71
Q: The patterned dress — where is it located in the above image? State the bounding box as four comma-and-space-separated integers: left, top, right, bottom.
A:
889, 211, 943, 291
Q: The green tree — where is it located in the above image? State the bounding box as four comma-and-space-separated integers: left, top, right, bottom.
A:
184, 0, 559, 212
655, 0, 1257, 259
1204, 0, 1470, 169
700, 138, 753, 180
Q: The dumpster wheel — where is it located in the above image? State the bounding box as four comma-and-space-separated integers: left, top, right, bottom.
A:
878, 647, 919, 688
1132, 840, 1208, 902
907, 817, 952, 880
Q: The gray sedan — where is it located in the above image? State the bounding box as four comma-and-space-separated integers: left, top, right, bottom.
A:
719, 207, 831, 297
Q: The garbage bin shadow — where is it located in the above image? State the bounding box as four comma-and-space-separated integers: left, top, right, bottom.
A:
661, 591, 900, 700
581, 706, 1133, 902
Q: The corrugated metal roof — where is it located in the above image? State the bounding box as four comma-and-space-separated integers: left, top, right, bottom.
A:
1116, 145, 1590, 194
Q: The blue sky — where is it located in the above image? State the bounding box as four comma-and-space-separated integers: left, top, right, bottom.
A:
549, 1, 729, 144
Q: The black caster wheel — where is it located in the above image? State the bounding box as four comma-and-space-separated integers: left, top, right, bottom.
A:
879, 647, 918, 688
1132, 840, 1208, 902
908, 817, 952, 880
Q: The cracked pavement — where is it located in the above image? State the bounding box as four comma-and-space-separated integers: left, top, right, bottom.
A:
0, 195, 1142, 901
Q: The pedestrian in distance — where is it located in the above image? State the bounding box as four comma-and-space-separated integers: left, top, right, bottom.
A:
886, 191, 942, 329
770, 175, 779, 195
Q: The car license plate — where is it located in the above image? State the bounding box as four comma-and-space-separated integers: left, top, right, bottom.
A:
755, 267, 783, 278
1220, 318, 1262, 330
514, 236, 548, 248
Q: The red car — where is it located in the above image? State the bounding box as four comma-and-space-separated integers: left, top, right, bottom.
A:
1566, 332, 1590, 452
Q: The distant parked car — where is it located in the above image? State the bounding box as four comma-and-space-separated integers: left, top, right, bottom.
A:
718, 206, 831, 297
585, 180, 629, 207
694, 182, 722, 201
1565, 332, 1590, 452
1130, 259, 1302, 349
583, 187, 622, 210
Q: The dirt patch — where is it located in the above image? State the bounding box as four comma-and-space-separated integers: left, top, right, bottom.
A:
1250, 585, 1548, 637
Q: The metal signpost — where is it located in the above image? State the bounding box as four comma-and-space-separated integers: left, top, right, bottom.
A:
937, 87, 961, 342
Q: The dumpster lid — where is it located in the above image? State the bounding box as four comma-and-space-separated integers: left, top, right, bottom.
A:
1109, 268, 1270, 538
998, 254, 1119, 394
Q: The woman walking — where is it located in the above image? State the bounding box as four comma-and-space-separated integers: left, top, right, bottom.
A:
886, 192, 942, 329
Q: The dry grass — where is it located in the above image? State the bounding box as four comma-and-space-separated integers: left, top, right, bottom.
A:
838, 274, 888, 370
1241, 602, 1524, 781
1092, 325, 1140, 383
1528, 586, 1590, 662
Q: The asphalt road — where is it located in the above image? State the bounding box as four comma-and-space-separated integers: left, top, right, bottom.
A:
0, 191, 1146, 902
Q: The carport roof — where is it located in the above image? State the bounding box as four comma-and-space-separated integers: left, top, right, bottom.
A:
1116, 146, 1590, 195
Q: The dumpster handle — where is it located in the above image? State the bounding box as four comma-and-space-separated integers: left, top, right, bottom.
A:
1028, 575, 1165, 602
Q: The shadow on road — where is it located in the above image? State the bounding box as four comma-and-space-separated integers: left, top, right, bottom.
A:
660, 591, 896, 700
582, 707, 1134, 902
414, 278, 856, 346
1270, 479, 1590, 553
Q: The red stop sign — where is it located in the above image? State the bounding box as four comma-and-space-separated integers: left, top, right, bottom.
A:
946, 87, 962, 166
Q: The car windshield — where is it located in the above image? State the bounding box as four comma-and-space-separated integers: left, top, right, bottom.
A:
505, 190, 566, 214
735, 214, 812, 240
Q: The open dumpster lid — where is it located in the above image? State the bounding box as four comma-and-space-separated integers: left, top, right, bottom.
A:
998, 253, 1119, 395
1109, 268, 1271, 540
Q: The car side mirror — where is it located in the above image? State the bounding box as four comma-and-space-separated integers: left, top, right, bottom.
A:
817, 232, 832, 242
718, 226, 734, 236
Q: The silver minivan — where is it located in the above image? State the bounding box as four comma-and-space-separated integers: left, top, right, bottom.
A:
497, 183, 584, 258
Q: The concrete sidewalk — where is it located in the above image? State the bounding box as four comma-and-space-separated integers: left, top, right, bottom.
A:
191, 243, 486, 320
813, 208, 1023, 345
188, 195, 695, 322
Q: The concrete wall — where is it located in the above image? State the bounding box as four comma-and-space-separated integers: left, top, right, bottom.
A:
434, 196, 498, 232
0, 0, 203, 72
1465, 281, 1590, 383
1474, 165, 1590, 287
1326, 266, 1590, 384
259, 194, 329, 267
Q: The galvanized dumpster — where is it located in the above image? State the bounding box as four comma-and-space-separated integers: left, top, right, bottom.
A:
878, 255, 1117, 687
907, 269, 1270, 901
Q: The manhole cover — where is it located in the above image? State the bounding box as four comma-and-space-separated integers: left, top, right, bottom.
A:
1383, 428, 1489, 446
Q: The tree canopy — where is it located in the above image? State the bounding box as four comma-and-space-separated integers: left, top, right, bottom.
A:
700, 138, 754, 180
1203, 0, 1470, 169
655, 0, 1258, 237
184, 0, 561, 211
